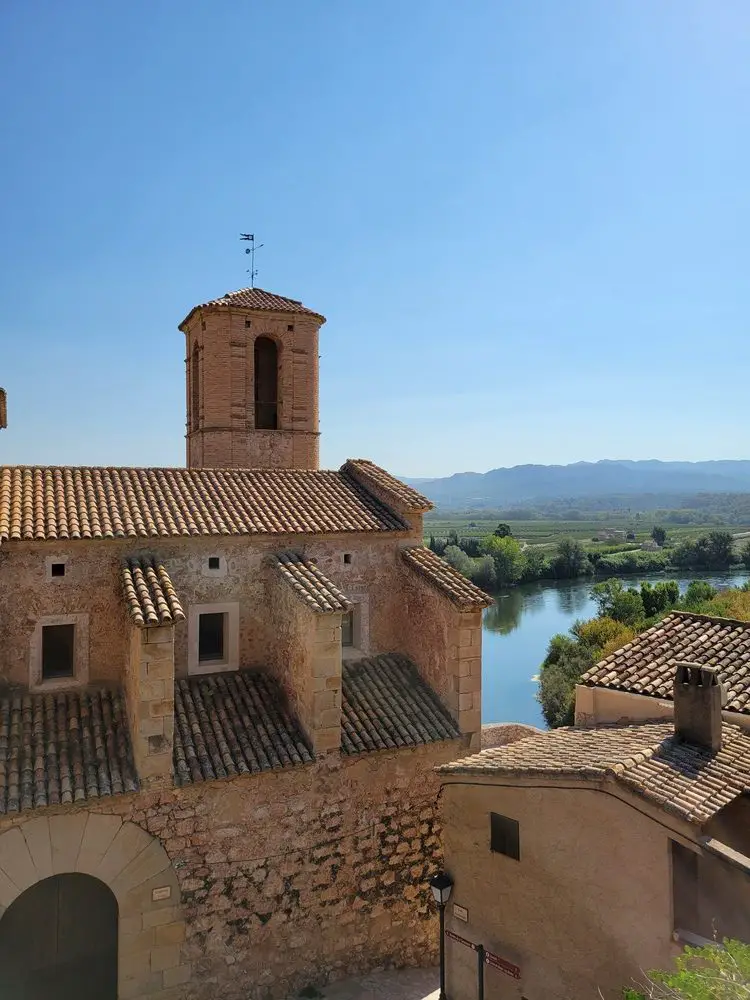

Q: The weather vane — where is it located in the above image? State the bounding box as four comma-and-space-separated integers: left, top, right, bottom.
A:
240, 233, 263, 288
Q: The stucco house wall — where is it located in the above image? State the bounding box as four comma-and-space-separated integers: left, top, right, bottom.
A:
439, 778, 687, 1000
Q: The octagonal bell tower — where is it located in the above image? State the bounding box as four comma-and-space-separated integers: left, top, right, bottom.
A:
179, 287, 325, 470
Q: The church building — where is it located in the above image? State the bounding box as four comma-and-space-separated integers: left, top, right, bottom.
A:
0, 287, 490, 1000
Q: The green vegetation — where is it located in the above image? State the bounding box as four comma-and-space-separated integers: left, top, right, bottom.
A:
537, 579, 750, 728
428, 521, 748, 592
624, 938, 750, 999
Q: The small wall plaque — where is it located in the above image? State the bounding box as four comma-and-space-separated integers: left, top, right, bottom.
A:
453, 903, 468, 922
152, 886, 172, 902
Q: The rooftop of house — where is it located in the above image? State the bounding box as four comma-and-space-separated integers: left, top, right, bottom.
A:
0, 461, 432, 543
0, 654, 461, 814
582, 611, 750, 714
179, 286, 326, 329
438, 720, 750, 825
401, 546, 494, 611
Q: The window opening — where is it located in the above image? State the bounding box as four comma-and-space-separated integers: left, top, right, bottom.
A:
191, 342, 200, 431
254, 336, 278, 429
42, 624, 75, 680
199, 612, 225, 662
50, 562, 66, 578
490, 813, 520, 860
343, 553, 352, 565
208, 556, 220, 570
341, 609, 354, 647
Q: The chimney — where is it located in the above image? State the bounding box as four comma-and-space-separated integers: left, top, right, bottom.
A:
673, 662, 724, 752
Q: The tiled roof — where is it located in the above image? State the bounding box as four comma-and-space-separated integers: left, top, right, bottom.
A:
341, 653, 460, 754
173, 671, 313, 785
401, 546, 494, 610
272, 551, 352, 614
0, 466, 408, 542
438, 722, 750, 825
342, 460, 433, 513
582, 612, 750, 714
121, 556, 185, 628
0, 686, 138, 814
179, 286, 325, 328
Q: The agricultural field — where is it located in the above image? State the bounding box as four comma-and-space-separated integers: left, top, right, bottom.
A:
423, 514, 750, 555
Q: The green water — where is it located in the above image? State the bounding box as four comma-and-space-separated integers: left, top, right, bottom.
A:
482, 571, 749, 728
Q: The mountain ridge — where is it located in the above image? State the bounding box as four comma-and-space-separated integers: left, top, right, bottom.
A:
407, 459, 750, 510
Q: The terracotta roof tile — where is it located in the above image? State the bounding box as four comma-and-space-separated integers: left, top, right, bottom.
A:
0, 686, 138, 814
121, 556, 185, 628
341, 653, 460, 754
0, 466, 408, 543
173, 671, 313, 784
272, 552, 352, 614
582, 612, 750, 714
401, 546, 494, 610
342, 460, 433, 513
438, 721, 750, 825
180, 286, 325, 328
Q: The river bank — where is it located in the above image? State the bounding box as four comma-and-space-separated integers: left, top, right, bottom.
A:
481, 570, 750, 728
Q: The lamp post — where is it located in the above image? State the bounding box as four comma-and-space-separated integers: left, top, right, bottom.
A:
429, 872, 454, 1000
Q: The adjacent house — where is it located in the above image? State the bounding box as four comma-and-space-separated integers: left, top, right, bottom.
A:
575, 610, 750, 731
0, 287, 491, 1000
438, 663, 750, 1000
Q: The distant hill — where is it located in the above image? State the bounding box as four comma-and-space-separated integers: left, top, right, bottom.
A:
410, 460, 750, 511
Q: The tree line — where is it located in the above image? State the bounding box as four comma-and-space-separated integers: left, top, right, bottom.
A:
429, 525, 750, 592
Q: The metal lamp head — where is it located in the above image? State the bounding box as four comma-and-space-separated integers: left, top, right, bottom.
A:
429, 872, 454, 906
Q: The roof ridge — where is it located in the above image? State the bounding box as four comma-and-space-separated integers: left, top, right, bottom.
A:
670, 609, 750, 628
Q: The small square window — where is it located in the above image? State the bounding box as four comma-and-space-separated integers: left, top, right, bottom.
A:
208, 556, 220, 570
490, 813, 520, 860
42, 624, 75, 680
343, 553, 352, 565
245, 318, 252, 328
287, 324, 294, 332
199, 612, 226, 663
50, 562, 66, 578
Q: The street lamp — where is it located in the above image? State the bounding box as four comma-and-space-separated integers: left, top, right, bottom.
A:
429, 872, 454, 1000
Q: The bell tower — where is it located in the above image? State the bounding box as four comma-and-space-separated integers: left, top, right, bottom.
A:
179, 287, 325, 470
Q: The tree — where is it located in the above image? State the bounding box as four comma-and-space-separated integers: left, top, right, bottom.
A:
651, 525, 667, 546
446, 529, 459, 548
442, 545, 472, 577
493, 523, 512, 538
640, 580, 679, 618
537, 634, 594, 728
470, 555, 496, 592
673, 531, 735, 570
681, 580, 717, 609
741, 539, 750, 569
484, 535, 525, 587
520, 547, 549, 583
572, 616, 636, 657
591, 579, 645, 626
550, 539, 591, 580
625, 938, 750, 999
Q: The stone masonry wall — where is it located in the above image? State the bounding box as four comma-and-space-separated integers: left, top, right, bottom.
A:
0, 532, 422, 690
0, 739, 465, 1000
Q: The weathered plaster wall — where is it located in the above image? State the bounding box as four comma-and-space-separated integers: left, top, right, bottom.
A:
0, 739, 463, 1000
575, 685, 750, 735
440, 778, 686, 1000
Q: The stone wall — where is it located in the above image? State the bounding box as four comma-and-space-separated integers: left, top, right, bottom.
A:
0, 739, 464, 999
0, 532, 423, 691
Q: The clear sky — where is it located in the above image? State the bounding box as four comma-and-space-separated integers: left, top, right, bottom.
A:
0, 1, 748, 477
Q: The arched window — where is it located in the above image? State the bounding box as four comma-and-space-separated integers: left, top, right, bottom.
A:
254, 336, 278, 429
191, 342, 200, 431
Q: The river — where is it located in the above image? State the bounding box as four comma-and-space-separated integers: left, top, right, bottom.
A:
482, 571, 750, 728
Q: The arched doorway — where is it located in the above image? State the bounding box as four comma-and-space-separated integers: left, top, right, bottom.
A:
0, 873, 117, 1000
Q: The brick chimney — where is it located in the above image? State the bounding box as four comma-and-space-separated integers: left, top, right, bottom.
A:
673, 662, 724, 752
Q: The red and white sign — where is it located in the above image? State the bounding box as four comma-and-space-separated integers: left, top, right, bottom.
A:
485, 950, 521, 980
445, 929, 477, 952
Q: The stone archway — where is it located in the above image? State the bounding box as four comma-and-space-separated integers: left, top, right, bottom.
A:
0, 813, 189, 999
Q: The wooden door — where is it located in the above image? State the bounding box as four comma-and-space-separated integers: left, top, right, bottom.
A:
0, 873, 118, 1000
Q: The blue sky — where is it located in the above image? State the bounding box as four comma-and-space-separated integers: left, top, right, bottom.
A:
0, 1, 748, 477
